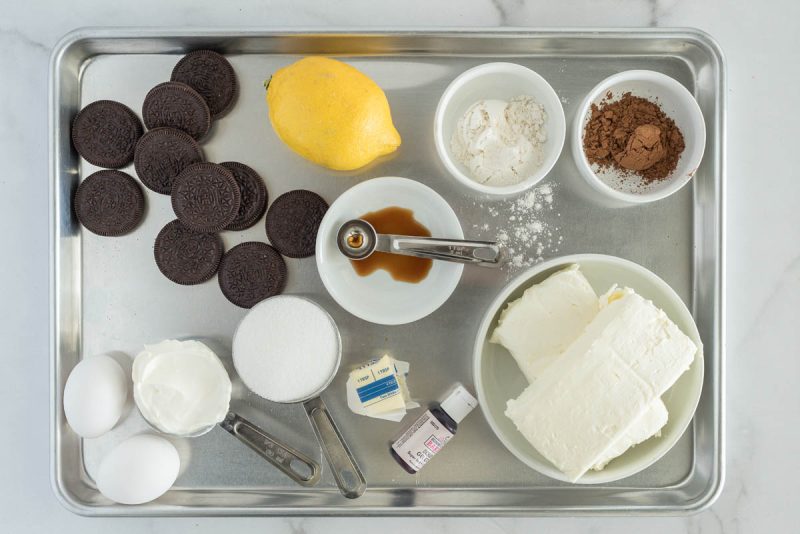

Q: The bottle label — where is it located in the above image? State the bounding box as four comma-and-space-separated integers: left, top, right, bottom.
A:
391, 410, 454, 472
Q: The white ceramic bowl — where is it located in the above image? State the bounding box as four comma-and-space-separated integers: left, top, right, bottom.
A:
315, 177, 464, 325
473, 254, 704, 484
572, 70, 706, 205
434, 62, 566, 196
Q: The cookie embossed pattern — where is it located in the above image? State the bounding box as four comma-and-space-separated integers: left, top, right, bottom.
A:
171, 162, 241, 233
171, 50, 238, 119
218, 242, 287, 308
71, 100, 143, 168
266, 190, 329, 258
221, 162, 267, 231
142, 81, 212, 140
154, 219, 224, 286
73, 170, 144, 237
133, 128, 204, 195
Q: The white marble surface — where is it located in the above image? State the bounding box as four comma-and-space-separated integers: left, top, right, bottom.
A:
2, 0, 798, 532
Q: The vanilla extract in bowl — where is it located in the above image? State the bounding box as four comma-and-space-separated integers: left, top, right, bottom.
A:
349, 206, 433, 284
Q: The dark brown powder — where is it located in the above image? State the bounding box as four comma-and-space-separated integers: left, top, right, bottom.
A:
582, 92, 685, 183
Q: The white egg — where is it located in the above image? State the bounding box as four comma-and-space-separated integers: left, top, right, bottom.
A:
63, 354, 129, 438
97, 434, 180, 505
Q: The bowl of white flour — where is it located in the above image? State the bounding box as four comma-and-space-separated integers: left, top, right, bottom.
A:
434, 62, 565, 196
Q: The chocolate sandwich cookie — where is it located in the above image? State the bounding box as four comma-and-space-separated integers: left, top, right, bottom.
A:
154, 219, 224, 285
142, 81, 211, 140
265, 190, 328, 258
71, 100, 143, 168
171, 162, 241, 233
74, 170, 145, 236
134, 127, 204, 194
218, 242, 287, 308
221, 162, 267, 231
171, 50, 238, 119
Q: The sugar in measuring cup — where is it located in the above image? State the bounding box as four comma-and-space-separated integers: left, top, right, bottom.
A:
232, 295, 367, 499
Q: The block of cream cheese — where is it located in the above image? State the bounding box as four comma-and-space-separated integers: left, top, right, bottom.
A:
592, 285, 669, 470
492, 269, 670, 470
490, 264, 599, 383
505, 289, 697, 482
592, 398, 667, 470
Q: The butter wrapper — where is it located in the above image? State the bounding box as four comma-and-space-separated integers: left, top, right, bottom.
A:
346, 355, 418, 422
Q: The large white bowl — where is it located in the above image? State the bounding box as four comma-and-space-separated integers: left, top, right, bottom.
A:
473, 254, 704, 484
434, 62, 566, 196
316, 177, 464, 325
572, 70, 706, 205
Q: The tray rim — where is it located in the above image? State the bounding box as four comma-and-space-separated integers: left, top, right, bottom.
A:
49, 26, 726, 517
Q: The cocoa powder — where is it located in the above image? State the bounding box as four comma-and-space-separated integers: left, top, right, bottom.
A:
582, 92, 685, 183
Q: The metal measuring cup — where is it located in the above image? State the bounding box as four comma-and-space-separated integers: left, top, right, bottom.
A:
232, 296, 367, 499
133, 339, 322, 487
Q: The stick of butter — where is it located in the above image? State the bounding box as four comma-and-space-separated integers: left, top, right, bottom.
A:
346, 355, 419, 422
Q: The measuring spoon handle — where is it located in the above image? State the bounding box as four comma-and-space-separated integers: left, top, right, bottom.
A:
221, 411, 321, 487
303, 396, 367, 499
378, 235, 506, 267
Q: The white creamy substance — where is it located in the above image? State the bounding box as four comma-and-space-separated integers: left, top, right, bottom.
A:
133, 340, 232, 436
505, 288, 697, 482
491, 265, 600, 383
451, 95, 547, 187
491, 267, 671, 471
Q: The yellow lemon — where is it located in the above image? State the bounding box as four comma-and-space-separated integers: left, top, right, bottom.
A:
266, 57, 401, 171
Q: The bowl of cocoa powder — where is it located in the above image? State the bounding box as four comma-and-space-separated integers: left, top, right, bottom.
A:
572, 70, 706, 204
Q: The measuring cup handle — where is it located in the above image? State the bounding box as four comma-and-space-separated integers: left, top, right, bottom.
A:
303, 397, 367, 499
221, 412, 321, 487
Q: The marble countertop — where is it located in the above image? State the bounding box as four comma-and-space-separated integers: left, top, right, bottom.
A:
2, 0, 797, 532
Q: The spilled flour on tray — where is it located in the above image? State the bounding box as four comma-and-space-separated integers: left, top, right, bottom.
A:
470, 182, 562, 275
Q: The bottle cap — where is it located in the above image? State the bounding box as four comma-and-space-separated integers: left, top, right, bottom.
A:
440, 384, 478, 424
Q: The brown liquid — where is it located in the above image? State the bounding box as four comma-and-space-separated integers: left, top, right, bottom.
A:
351, 206, 433, 284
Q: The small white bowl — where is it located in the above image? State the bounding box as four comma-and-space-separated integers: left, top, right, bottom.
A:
315, 177, 464, 326
434, 63, 566, 196
572, 70, 706, 205
473, 254, 704, 484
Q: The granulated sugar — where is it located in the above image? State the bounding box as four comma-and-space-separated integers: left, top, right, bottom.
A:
471, 182, 562, 274
232, 296, 340, 403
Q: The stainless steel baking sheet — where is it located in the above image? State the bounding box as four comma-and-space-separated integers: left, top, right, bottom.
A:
50, 28, 725, 516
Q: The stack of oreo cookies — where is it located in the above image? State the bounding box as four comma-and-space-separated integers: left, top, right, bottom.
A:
71, 50, 331, 309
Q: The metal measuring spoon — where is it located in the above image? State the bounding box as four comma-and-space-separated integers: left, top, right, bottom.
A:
337, 219, 506, 267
